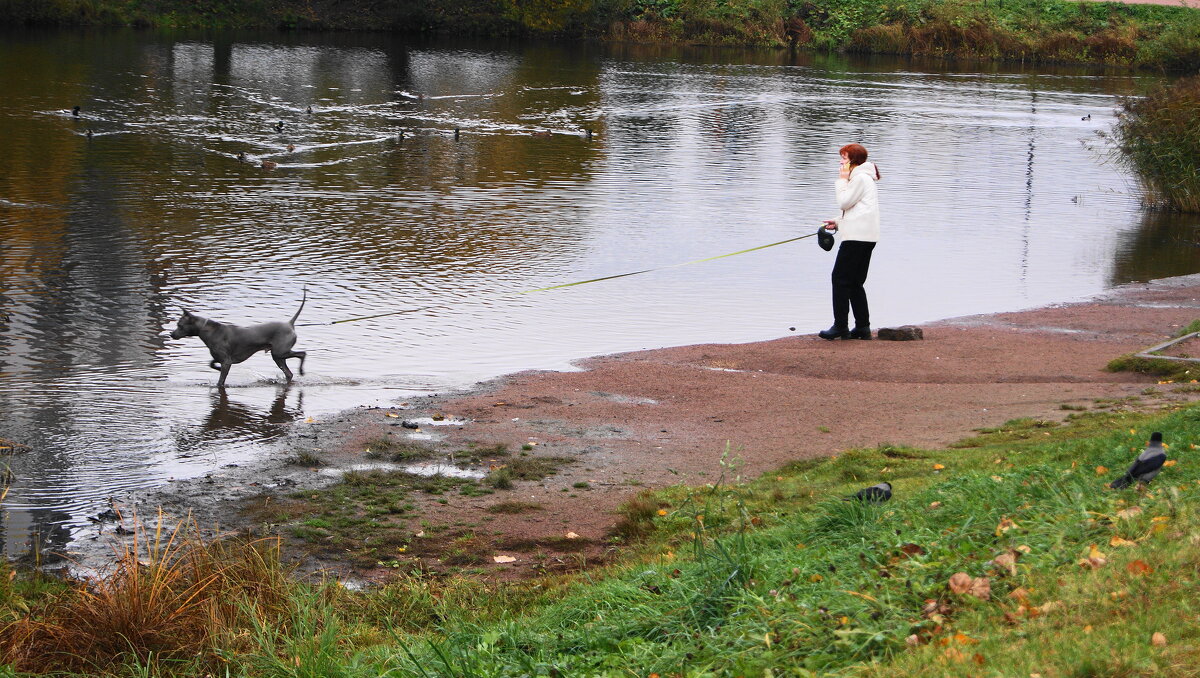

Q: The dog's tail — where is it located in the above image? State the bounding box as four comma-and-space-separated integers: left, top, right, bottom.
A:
290, 286, 308, 326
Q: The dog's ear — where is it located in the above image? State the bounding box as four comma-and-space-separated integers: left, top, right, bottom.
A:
181, 308, 192, 317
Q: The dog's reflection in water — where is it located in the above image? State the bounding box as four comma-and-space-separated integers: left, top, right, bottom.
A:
199, 385, 304, 441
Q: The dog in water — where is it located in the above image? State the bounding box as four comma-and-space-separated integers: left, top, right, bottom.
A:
169, 290, 307, 388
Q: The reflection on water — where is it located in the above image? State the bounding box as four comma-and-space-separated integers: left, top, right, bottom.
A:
0, 29, 1198, 558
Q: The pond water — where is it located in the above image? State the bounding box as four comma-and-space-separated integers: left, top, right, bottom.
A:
1, 29, 1197, 557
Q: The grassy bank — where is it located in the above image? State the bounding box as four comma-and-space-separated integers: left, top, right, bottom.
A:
3, 0, 1200, 69
3, 390, 1200, 675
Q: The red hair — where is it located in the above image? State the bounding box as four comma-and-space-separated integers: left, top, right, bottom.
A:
839, 143, 880, 179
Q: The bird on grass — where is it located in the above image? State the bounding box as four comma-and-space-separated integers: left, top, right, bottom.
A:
846, 482, 891, 503
1110, 432, 1166, 489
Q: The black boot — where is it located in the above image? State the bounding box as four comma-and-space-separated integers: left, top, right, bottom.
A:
818, 325, 851, 340
850, 326, 872, 340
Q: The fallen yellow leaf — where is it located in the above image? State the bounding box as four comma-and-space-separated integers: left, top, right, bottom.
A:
995, 517, 1018, 536
1151, 516, 1170, 523
809, 573, 823, 583
1078, 544, 1107, 569
565, 532, 580, 540
1116, 506, 1143, 520
1110, 536, 1138, 547
493, 555, 517, 563
656, 509, 667, 516
1036, 600, 1064, 614
933, 463, 946, 470
1164, 460, 1177, 467
1096, 466, 1109, 475
1152, 632, 1168, 647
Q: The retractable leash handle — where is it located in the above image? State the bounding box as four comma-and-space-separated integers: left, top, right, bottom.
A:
817, 226, 835, 251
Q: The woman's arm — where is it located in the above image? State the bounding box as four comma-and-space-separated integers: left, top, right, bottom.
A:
835, 174, 867, 211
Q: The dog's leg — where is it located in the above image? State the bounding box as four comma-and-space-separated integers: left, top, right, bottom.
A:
292, 350, 307, 376
272, 354, 295, 382
216, 362, 233, 388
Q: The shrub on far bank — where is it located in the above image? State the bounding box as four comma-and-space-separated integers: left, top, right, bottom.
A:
1113, 75, 1200, 212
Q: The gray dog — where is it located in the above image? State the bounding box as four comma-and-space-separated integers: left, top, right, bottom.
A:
169, 290, 308, 388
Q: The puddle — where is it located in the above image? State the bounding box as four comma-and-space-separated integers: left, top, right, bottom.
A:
401, 462, 487, 479
589, 391, 658, 405
317, 462, 407, 476
316, 461, 486, 480
403, 416, 467, 427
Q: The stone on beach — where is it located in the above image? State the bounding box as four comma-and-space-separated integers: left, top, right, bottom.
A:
878, 326, 924, 341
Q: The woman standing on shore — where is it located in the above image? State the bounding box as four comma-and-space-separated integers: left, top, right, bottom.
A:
818, 143, 881, 341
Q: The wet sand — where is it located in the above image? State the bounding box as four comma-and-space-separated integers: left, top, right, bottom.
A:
69, 273, 1200, 581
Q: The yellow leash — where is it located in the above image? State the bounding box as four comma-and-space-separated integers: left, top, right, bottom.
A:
305, 231, 818, 326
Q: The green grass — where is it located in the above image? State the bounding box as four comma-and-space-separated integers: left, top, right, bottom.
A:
1108, 318, 1200, 381
5, 402, 1200, 675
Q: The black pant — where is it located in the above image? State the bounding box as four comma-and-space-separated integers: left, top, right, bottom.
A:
831, 240, 875, 329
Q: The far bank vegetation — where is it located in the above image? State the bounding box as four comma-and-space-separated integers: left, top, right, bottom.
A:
2, 0, 1200, 69
1111, 74, 1200, 212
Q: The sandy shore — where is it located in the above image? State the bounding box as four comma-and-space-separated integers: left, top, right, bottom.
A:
69, 273, 1200, 581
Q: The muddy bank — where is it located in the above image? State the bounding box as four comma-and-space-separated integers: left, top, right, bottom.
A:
65, 274, 1200, 582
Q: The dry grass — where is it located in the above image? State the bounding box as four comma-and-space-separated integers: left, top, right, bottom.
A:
1113, 75, 1200, 212
609, 489, 668, 540
0, 511, 294, 674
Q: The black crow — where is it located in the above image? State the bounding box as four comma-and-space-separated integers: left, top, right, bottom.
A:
848, 482, 892, 503
1110, 432, 1166, 489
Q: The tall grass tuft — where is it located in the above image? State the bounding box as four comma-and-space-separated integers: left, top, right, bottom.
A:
1112, 75, 1200, 213
0, 511, 296, 674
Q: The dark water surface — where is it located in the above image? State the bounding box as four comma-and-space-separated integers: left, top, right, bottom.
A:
1, 29, 1198, 556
